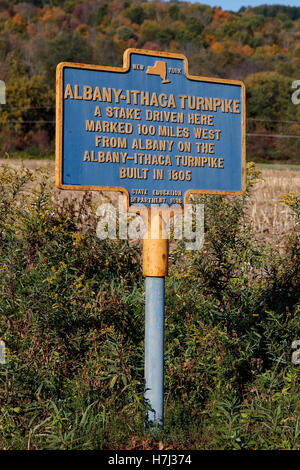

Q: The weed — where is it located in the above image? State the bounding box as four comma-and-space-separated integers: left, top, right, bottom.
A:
0, 162, 299, 449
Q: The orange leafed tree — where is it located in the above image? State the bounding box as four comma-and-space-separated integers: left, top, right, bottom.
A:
213, 8, 231, 22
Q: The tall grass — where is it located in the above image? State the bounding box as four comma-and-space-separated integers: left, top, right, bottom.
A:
0, 162, 299, 450
249, 168, 300, 244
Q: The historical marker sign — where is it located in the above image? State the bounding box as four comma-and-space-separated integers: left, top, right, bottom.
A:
56, 49, 245, 208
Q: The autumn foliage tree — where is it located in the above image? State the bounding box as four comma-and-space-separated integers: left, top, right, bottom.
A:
0, 0, 300, 160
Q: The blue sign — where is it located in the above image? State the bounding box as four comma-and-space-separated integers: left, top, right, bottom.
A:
56, 49, 245, 208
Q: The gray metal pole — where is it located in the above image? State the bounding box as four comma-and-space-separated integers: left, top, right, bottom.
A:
144, 276, 165, 427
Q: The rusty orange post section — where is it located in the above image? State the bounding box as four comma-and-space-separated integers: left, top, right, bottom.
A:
142, 209, 169, 278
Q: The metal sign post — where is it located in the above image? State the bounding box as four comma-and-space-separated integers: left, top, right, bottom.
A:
55, 48, 245, 429
143, 209, 168, 427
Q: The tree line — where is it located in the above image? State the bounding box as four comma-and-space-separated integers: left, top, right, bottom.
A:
0, 0, 300, 162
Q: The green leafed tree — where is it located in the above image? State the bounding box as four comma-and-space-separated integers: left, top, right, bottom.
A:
125, 4, 145, 25
245, 71, 297, 129
37, 32, 93, 85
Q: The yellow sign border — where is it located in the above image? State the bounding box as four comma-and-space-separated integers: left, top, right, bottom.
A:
56, 48, 246, 211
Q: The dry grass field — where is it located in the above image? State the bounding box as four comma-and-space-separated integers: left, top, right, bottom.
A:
1, 158, 299, 246
249, 168, 300, 246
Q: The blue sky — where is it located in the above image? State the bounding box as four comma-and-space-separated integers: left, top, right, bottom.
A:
194, 1, 300, 11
